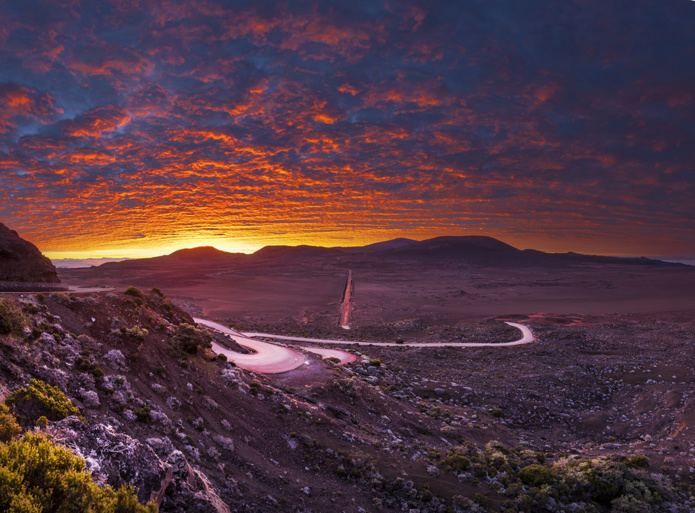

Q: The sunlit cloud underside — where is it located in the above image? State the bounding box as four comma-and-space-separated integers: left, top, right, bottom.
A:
1, 1, 694, 259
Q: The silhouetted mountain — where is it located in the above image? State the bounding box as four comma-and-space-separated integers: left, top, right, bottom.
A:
383, 236, 526, 266
0, 222, 60, 283
165, 246, 246, 262
99, 246, 247, 270
251, 244, 346, 261
93, 236, 686, 272
363, 238, 417, 250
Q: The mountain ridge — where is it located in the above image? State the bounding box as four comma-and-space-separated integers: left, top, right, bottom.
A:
88, 235, 686, 269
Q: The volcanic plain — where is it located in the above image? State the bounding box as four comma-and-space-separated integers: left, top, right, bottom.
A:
2, 235, 694, 512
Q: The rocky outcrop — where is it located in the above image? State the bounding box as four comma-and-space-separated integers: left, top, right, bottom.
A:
0, 222, 60, 283
47, 417, 231, 513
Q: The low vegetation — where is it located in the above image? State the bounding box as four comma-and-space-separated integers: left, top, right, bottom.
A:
0, 429, 156, 512
6, 379, 83, 424
173, 323, 212, 354
0, 403, 21, 442
0, 298, 26, 336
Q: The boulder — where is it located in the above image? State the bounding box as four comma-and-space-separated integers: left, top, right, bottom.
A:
47, 417, 168, 504
47, 417, 232, 513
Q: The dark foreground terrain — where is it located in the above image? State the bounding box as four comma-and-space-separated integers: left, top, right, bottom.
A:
2, 290, 695, 512
0, 236, 693, 512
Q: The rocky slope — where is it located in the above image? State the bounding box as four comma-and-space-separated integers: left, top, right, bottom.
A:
0, 222, 60, 283
1, 290, 694, 512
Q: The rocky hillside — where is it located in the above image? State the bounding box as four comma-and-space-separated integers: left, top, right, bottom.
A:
0, 222, 60, 283
1, 290, 694, 512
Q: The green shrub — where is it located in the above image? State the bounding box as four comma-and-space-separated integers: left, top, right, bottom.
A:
0, 403, 21, 442
151, 287, 164, 297
443, 451, 471, 472
0, 432, 157, 512
75, 357, 105, 384
0, 298, 26, 336
473, 493, 489, 507
369, 359, 382, 368
123, 298, 143, 308
174, 324, 212, 354
440, 425, 459, 440
6, 379, 83, 423
491, 408, 504, 418
121, 325, 148, 342
519, 464, 554, 487
629, 454, 649, 468
22, 303, 39, 315
124, 287, 143, 298
134, 407, 151, 423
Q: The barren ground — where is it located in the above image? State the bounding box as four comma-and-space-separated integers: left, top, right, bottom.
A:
47, 256, 695, 511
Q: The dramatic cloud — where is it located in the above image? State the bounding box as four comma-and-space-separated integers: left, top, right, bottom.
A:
1, 0, 693, 259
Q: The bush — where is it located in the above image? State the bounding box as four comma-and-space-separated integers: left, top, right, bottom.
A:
0, 403, 21, 442
124, 298, 143, 308
124, 286, 143, 298
134, 407, 151, 423
6, 379, 83, 424
0, 298, 26, 336
75, 357, 105, 384
121, 325, 149, 342
443, 451, 471, 472
519, 464, 554, 487
0, 432, 157, 512
629, 454, 649, 468
174, 324, 212, 354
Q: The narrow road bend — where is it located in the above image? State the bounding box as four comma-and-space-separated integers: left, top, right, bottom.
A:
244, 322, 535, 348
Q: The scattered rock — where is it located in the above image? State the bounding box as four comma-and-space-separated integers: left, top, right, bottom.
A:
80, 388, 100, 408
103, 349, 126, 370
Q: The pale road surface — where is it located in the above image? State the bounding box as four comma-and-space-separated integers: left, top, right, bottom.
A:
195, 318, 533, 373
243, 322, 535, 347
194, 318, 357, 372
339, 270, 353, 329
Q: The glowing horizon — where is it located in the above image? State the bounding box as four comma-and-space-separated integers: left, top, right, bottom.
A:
2, 1, 694, 260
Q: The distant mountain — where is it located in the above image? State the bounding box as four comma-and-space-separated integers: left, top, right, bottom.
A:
92, 236, 686, 271
99, 246, 247, 269
165, 246, 244, 262
0, 222, 61, 283
363, 238, 417, 250
251, 244, 346, 261
383, 236, 526, 266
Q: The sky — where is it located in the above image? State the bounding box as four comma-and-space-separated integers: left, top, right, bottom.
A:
1, 0, 694, 261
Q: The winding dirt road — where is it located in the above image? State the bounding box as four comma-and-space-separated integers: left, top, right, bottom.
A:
195, 318, 307, 373
243, 322, 535, 348
195, 318, 357, 372
196, 318, 534, 373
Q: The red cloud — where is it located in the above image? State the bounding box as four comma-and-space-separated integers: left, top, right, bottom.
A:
0, 84, 61, 133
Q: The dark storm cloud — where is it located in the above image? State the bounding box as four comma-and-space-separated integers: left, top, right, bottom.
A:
0, 0, 693, 256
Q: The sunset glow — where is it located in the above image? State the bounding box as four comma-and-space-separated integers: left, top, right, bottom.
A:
1, 1, 694, 260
